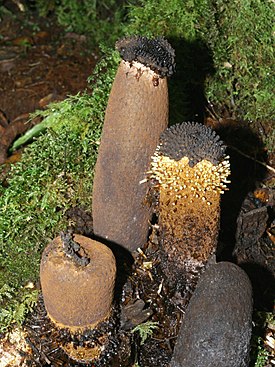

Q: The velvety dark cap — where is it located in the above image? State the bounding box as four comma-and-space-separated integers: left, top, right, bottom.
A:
115, 35, 176, 77
158, 122, 226, 167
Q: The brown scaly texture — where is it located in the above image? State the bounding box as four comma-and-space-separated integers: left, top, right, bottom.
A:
92, 36, 175, 252
149, 122, 230, 274
40, 234, 116, 362
40, 234, 116, 329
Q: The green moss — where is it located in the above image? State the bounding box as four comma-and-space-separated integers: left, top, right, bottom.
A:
126, 0, 210, 39
35, 0, 128, 47
126, 0, 274, 123
203, 0, 274, 122
0, 285, 38, 333
250, 311, 275, 367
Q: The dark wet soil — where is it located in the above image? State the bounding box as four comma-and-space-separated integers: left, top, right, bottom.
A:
0, 3, 274, 367
0, 8, 96, 121
0, 3, 97, 164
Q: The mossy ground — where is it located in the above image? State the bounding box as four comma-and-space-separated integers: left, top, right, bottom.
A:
0, 0, 274, 365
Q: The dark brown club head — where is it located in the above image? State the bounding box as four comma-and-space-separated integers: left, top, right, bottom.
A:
115, 35, 176, 77
150, 122, 231, 196
158, 121, 227, 167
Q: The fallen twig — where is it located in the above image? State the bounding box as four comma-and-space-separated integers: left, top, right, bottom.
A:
229, 145, 275, 174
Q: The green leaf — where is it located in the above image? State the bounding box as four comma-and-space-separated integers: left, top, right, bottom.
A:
131, 321, 159, 345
